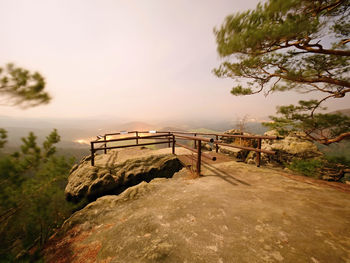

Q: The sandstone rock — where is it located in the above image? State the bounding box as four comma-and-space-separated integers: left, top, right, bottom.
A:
45, 159, 350, 263
202, 143, 212, 151
245, 151, 257, 165
263, 130, 320, 155
221, 129, 243, 143
246, 158, 256, 165
344, 173, 350, 183
221, 129, 254, 148
219, 145, 249, 159
322, 175, 333, 181
250, 130, 323, 166
65, 152, 183, 202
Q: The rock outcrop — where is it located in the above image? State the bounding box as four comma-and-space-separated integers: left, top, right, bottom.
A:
263, 130, 321, 157
218, 145, 248, 159
221, 129, 255, 147
65, 149, 183, 202
245, 130, 323, 166
215, 129, 254, 160
45, 156, 350, 263
215, 129, 322, 167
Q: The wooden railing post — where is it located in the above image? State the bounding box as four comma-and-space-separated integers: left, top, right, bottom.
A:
103, 135, 107, 154
256, 138, 262, 167
90, 142, 95, 166
194, 133, 197, 149
197, 140, 201, 176
172, 135, 175, 154
136, 131, 139, 145
168, 132, 171, 147
215, 135, 219, 153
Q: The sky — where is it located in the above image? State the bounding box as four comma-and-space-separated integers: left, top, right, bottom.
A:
1, 0, 349, 124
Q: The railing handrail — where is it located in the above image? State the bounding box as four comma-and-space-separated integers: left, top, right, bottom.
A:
214, 140, 275, 155
91, 133, 172, 143
164, 130, 280, 140
174, 134, 214, 143
175, 141, 216, 161
94, 140, 170, 151
89, 130, 281, 174
128, 130, 280, 140
104, 130, 138, 136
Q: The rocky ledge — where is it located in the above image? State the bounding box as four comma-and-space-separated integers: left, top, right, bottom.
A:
214, 129, 322, 166
45, 151, 350, 262
65, 147, 183, 202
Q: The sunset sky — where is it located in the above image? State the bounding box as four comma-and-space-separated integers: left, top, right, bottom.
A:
1, 0, 349, 123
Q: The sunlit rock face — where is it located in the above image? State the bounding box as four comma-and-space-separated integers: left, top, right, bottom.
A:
215, 129, 322, 166
45, 158, 350, 263
65, 149, 183, 203
245, 130, 323, 166
213, 129, 254, 161
221, 129, 255, 147
263, 130, 321, 156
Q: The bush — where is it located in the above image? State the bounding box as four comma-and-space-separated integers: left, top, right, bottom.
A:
288, 159, 323, 178
0, 130, 79, 261
325, 155, 350, 167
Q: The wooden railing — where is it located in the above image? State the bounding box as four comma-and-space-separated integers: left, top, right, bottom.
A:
90, 130, 281, 176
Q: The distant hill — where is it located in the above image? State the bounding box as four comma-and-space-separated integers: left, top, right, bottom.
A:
189, 128, 220, 134
330, 108, 350, 117
158, 127, 187, 132
245, 122, 269, 135
113, 121, 155, 132
0, 115, 271, 148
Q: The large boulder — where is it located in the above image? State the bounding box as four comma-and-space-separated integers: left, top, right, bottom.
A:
215, 129, 254, 160
245, 130, 323, 166
65, 151, 183, 202
219, 145, 249, 159
221, 129, 254, 147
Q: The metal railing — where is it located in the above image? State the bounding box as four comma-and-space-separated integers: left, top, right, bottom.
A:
89, 130, 281, 176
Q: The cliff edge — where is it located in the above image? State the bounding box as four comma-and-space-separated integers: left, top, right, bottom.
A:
44, 147, 350, 262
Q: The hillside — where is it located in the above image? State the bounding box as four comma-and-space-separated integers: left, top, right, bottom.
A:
330, 108, 350, 116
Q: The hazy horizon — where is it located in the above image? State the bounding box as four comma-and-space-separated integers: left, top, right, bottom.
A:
1, 0, 350, 123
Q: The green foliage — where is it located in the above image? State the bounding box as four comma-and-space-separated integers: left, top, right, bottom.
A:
0, 130, 77, 260
230, 85, 253, 95
319, 140, 350, 161
263, 100, 350, 143
325, 155, 350, 167
42, 129, 60, 159
214, 0, 350, 144
0, 128, 7, 149
0, 63, 51, 108
288, 154, 350, 181
0, 62, 58, 260
288, 158, 323, 178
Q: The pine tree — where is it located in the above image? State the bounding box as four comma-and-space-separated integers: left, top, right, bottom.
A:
0, 63, 50, 108
214, 0, 350, 144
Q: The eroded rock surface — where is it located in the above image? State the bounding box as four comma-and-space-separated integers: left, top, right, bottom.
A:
219, 145, 248, 159
245, 130, 323, 166
217, 129, 255, 161
46, 159, 350, 263
263, 130, 321, 156
65, 148, 183, 202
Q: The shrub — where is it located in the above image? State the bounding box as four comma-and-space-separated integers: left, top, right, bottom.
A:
288, 159, 323, 178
